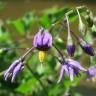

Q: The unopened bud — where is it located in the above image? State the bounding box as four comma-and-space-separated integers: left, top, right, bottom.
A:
79, 38, 95, 56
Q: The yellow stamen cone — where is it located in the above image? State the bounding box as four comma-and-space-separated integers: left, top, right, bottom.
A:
38, 51, 46, 68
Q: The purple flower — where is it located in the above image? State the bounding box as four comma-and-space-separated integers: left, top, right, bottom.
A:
57, 59, 86, 83
79, 38, 95, 56
67, 45, 75, 57
87, 66, 96, 78
33, 28, 52, 51
4, 59, 24, 83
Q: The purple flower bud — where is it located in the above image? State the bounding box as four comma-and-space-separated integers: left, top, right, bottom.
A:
67, 45, 75, 57
79, 38, 95, 56
33, 28, 52, 51
87, 66, 96, 78
4, 59, 24, 83
57, 59, 86, 83
67, 26, 75, 57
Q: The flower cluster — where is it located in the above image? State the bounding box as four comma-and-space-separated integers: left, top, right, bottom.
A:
3, 7, 96, 84
65, 14, 95, 57
3, 25, 95, 83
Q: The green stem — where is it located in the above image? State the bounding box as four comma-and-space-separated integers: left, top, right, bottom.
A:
52, 43, 65, 62
20, 47, 35, 61
26, 63, 48, 96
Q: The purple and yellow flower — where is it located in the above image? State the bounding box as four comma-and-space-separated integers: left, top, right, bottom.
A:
4, 59, 24, 83
33, 28, 52, 51
79, 38, 95, 56
57, 59, 86, 83
33, 28, 52, 64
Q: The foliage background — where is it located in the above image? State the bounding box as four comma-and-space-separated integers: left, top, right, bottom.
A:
0, 0, 96, 96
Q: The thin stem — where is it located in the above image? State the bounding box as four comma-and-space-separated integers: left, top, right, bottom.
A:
76, 8, 82, 22
52, 43, 65, 62
26, 63, 48, 96
61, 22, 79, 41
20, 47, 35, 61
64, 87, 70, 96
66, 15, 72, 40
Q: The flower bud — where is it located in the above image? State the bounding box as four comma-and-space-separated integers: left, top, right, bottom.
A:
67, 30, 75, 57
67, 44, 75, 57
79, 38, 95, 56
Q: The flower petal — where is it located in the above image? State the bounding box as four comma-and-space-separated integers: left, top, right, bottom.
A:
57, 65, 65, 83
11, 63, 24, 83
69, 67, 74, 81
67, 59, 86, 71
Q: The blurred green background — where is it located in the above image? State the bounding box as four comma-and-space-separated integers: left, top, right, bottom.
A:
0, 0, 96, 96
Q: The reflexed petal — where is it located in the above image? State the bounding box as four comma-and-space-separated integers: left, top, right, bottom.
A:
4, 73, 10, 81
64, 65, 70, 76
6, 60, 20, 73
73, 68, 80, 77
33, 34, 38, 47
42, 30, 52, 47
11, 63, 24, 83
35, 32, 42, 46
67, 59, 86, 71
33, 28, 52, 51
69, 67, 74, 81
4, 60, 20, 81
57, 65, 65, 83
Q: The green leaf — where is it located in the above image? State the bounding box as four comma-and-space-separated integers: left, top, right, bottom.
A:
0, 24, 10, 41
40, 7, 70, 28
16, 78, 38, 94
7, 12, 36, 35
9, 19, 25, 35
68, 7, 88, 22
22, 12, 36, 31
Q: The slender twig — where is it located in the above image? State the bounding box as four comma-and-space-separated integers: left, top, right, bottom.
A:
26, 63, 48, 96
52, 43, 65, 62
20, 47, 35, 61
61, 21, 79, 41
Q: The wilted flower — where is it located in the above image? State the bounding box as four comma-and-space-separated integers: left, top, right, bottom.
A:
57, 59, 86, 83
79, 38, 95, 56
33, 28, 52, 51
4, 59, 24, 83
